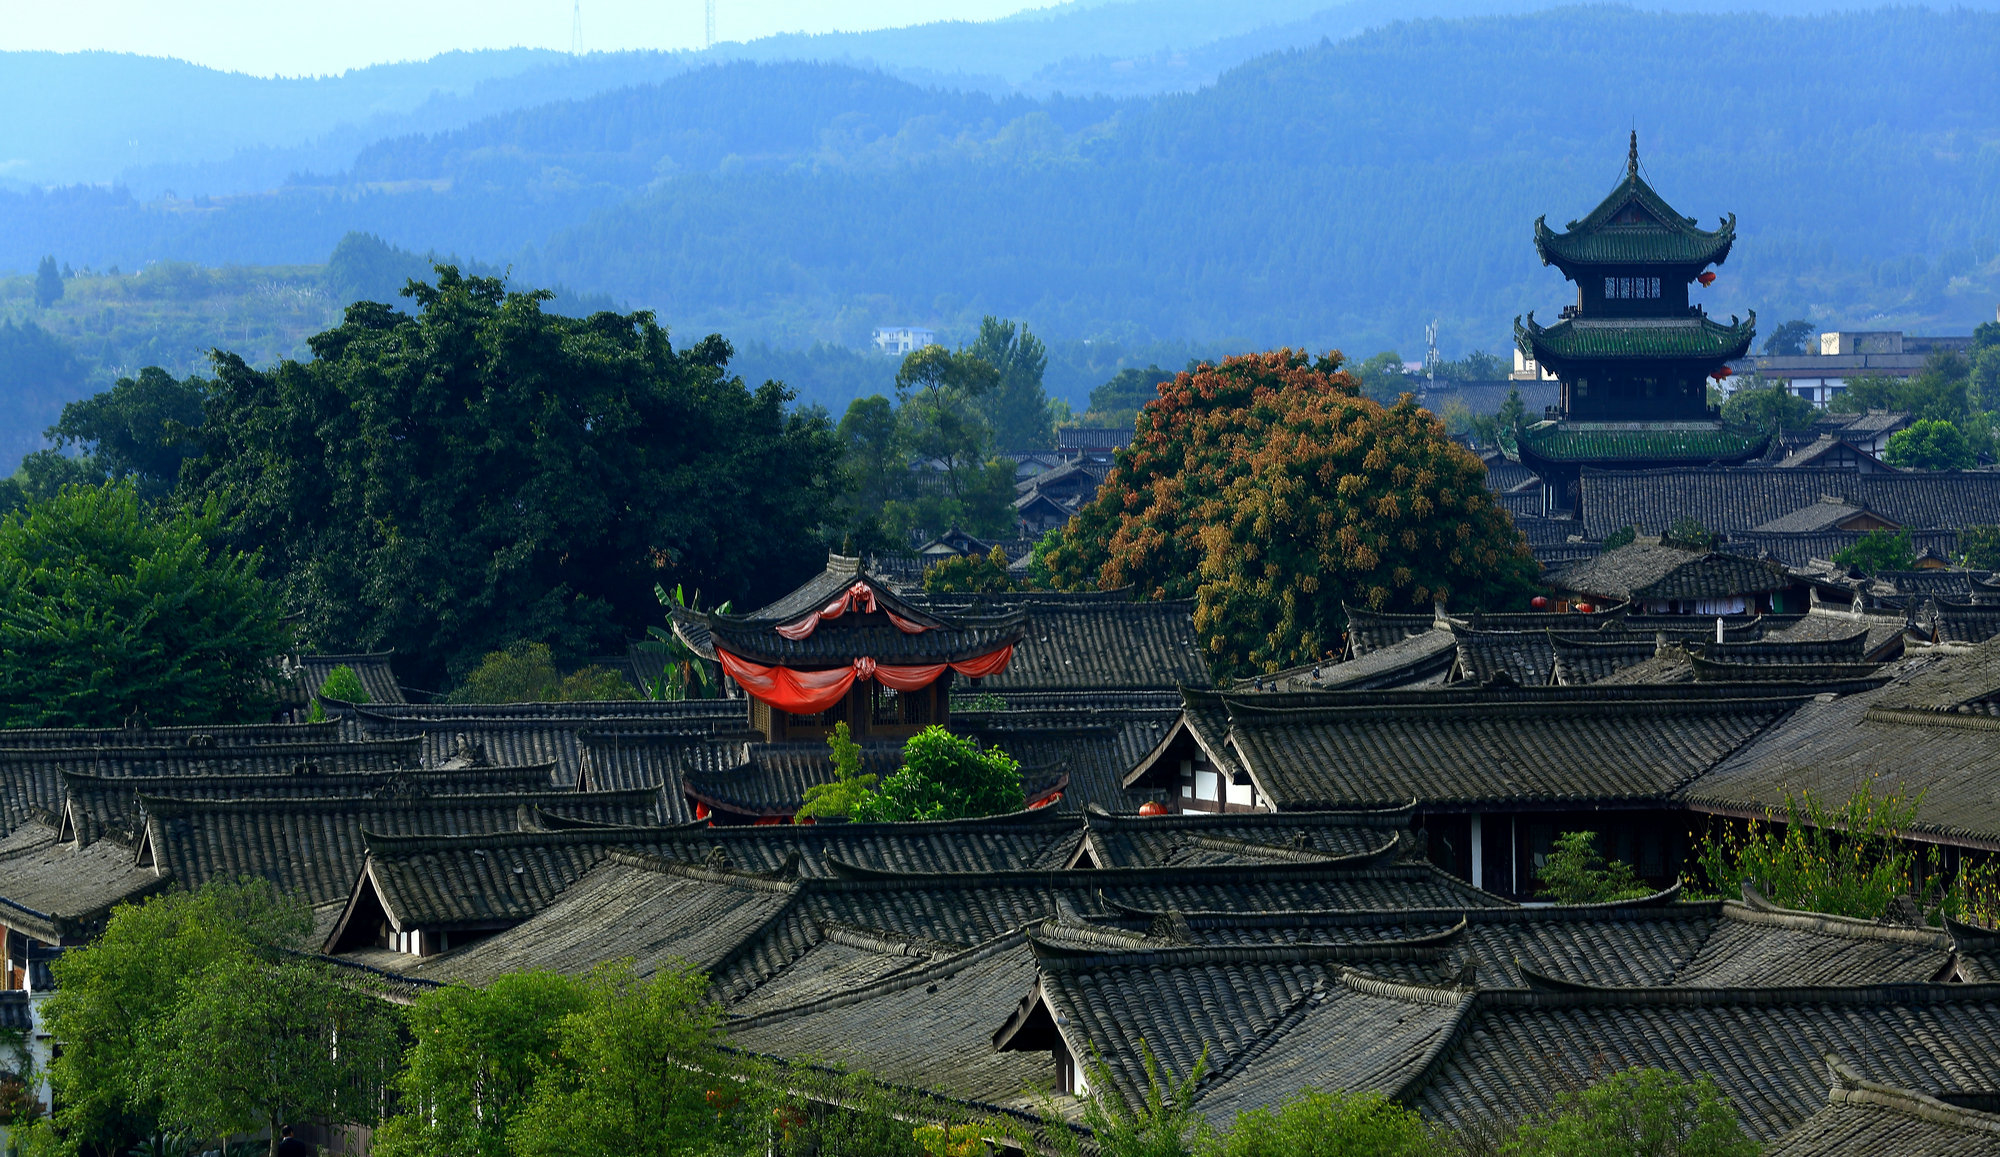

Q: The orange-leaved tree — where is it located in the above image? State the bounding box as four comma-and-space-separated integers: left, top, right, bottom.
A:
1039, 350, 1537, 678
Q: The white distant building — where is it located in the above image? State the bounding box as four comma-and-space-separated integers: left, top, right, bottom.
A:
1739, 317, 1986, 409
871, 326, 937, 357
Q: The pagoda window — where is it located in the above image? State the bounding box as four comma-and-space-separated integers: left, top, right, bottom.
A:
1603, 276, 1661, 300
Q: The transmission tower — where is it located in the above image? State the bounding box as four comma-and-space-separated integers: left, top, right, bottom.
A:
571, 1, 584, 55
705, 0, 717, 48
1424, 319, 1441, 385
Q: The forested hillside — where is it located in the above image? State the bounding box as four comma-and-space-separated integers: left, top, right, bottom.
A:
6, 5, 2000, 466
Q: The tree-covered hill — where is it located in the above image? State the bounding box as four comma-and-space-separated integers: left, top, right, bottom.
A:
6, 7, 2000, 391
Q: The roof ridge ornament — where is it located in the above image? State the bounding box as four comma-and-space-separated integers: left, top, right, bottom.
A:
1628, 129, 1639, 180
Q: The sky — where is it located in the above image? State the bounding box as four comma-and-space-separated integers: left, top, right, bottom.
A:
0, 0, 1060, 77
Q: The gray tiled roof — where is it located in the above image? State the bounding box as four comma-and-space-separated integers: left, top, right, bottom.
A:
1073, 807, 1415, 869
1450, 627, 1553, 685
1245, 629, 1456, 692
1411, 984, 2000, 1141
411, 854, 800, 989
730, 933, 1055, 1113
0, 822, 169, 941
956, 703, 1182, 812
1549, 634, 1660, 684
1937, 601, 2000, 645
139, 787, 665, 905
1580, 467, 2000, 539
296, 652, 405, 705
918, 592, 1211, 691
0, 721, 340, 749
1724, 528, 1960, 569
1672, 901, 1954, 987
1210, 686, 1808, 809
1764, 1058, 2000, 1157
1751, 498, 1884, 534
1551, 544, 1791, 601
1343, 605, 1442, 656
1695, 632, 1871, 665
1683, 643, 2000, 847
60, 763, 560, 839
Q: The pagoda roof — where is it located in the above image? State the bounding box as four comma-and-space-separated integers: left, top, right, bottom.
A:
1515, 421, 1769, 467
1533, 133, 1736, 273
1516, 313, 1756, 367
704, 554, 1026, 667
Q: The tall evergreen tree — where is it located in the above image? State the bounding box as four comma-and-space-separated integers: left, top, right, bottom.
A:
968, 317, 1055, 451
33, 255, 63, 309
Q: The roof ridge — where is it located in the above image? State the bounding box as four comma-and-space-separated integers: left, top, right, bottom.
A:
604, 848, 799, 893
1719, 899, 1951, 946
1822, 1055, 2000, 1136
1082, 803, 1416, 828
140, 784, 663, 814
726, 929, 1033, 1028
358, 821, 702, 856
1028, 933, 1446, 971
1477, 981, 2000, 1009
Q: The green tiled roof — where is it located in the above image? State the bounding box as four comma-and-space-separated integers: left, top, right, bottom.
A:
1534, 135, 1735, 272
1516, 313, 1756, 364
1516, 422, 1769, 465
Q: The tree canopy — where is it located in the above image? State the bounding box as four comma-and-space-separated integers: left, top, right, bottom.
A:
1039, 351, 1537, 678
0, 481, 289, 727
1883, 417, 1976, 470
1719, 379, 1815, 437
851, 726, 1026, 822
179, 266, 847, 688
34, 366, 207, 501
1832, 529, 1916, 574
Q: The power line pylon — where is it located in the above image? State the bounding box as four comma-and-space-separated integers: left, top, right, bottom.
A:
571, 1, 584, 55
705, 0, 717, 49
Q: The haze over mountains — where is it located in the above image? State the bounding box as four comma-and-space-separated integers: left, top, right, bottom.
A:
3, 0, 2000, 458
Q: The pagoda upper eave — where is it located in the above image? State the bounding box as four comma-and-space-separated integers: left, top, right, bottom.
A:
1515, 312, 1756, 375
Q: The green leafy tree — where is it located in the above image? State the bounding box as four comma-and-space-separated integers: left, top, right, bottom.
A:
794, 722, 880, 823
851, 726, 1024, 822
1205, 1090, 1443, 1157
886, 344, 1017, 541
1601, 525, 1637, 551
0, 482, 290, 727
1352, 350, 1412, 404
1692, 783, 1922, 919
504, 960, 766, 1157
1536, 831, 1651, 904
450, 641, 637, 703
1085, 366, 1173, 428
922, 546, 1016, 593
1960, 525, 2000, 570
42, 880, 312, 1156
41, 367, 208, 500
180, 266, 846, 691
33, 256, 63, 309
1720, 379, 1814, 437
1439, 349, 1508, 381
1832, 353, 1995, 461
1971, 320, 2000, 412
1831, 529, 1915, 574
1039, 352, 1537, 679
1882, 418, 1975, 470
1500, 1067, 1757, 1157
968, 316, 1055, 450
374, 971, 593, 1157
158, 955, 402, 1157
1762, 319, 1814, 356
837, 394, 907, 549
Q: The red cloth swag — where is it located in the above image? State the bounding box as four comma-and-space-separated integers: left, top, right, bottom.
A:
772, 582, 930, 640
716, 645, 1015, 715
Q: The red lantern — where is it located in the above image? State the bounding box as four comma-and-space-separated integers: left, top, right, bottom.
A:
1530, 596, 1549, 610
1710, 366, 1734, 381
1698, 272, 1717, 287
1576, 602, 1596, 614
1138, 801, 1170, 817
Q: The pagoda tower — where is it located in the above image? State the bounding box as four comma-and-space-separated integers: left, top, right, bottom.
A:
1513, 133, 1765, 518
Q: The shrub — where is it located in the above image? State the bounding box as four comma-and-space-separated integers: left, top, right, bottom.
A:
1536, 831, 1651, 904
851, 726, 1024, 822
795, 722, 880, 823
1205, 1090, 1441, 1157
316, 665, 369, 704
1959, 524, 2000, 570
922, 546, 1015, 594
1831, 529, 1914, 575
1500, 1067, 1757, 1157
450, 642, 637, 703
1600, 525, 1637, 551
1883, 417, 1976, 470
1691, 782, 1920, 919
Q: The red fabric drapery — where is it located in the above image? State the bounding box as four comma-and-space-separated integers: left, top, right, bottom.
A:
716, 645, 1015, 714
772, 581, 929, 640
